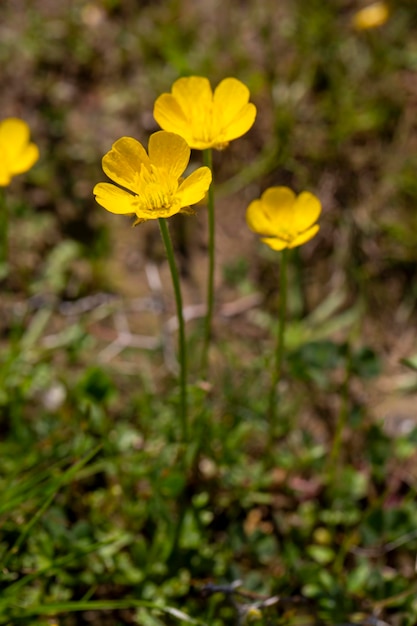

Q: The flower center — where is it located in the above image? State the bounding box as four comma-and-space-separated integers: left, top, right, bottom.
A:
134, 164, 179, 215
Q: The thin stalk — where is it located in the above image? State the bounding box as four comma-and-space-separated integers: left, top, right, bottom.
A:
158, 218, 188, 443
202, 148, 214, 373
269, 248, 288, 438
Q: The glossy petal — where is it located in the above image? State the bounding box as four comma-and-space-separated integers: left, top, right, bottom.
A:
214, 78, 251, 122
261, 237, 289, 251
218, 103, 257, 145
11, 143, 40, 175
0, 118, 30, 159
93, 182, 137, 214
0, 118, 39, 185
213, 78, 256, 143
177, 166, 212, 207
102, 137, 150, 193
261, 187, 296, 230
246, 187, 296, 236
289, 225, 320, 248
148, 131, 190, 180
246, 199, 268, 234
0, 162, 11, 186
171, 76, 213, 116
292, 192, 322, 233
153, 94, 191, 141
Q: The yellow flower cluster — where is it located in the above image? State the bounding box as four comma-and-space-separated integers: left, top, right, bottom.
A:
0, 118, 39, 187
94, 75, 321, 248
94, 76, 257, 223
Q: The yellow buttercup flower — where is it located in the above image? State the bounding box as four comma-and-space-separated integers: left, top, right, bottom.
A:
94, 131, 212, 224
246, 186, 321, 250
153, 76, 256, 150
0, 117, 39, 186
352, 2, 389, 31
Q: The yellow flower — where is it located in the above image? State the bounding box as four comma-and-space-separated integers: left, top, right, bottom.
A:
153, 76, 256, 150
93, 131, 212, 224
352, 2, 389, 31
0, 117, 39, 186
246, 187, 321, 250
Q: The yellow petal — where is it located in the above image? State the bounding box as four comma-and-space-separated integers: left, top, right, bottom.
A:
292, 191, 322, 233
353, 2, 389, 30
148, 131, 190, 180
171, 76, 213, 116
93, 182, 137, 214
213, 78, 256, 145
246, 199, 267, 234
102, 137, 150, 194
10, 143, 39, 175
289, 225, 320, 248
246, 187, 296, 236
261, 237, 289, 251
168, 76, 215, 149
213, 78, 256, 143
0, 118, 39, 178
153, 94, 191, 140
0, 118, 30, 160
214, 78, 251, 122
218, 103, 257, 145
0, 161, 11, 186
177, 166, 212, 207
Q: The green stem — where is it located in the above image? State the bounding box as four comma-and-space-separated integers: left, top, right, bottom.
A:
158, 218, 188, 443
269, 248, 288, 438
202, 148, 214, 373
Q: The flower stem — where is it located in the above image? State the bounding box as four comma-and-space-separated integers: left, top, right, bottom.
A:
202, 148, 214, 374
269, 248, 288, 438
158, 218, 188, 443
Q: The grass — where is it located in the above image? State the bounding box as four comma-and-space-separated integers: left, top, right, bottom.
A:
2, 1, 417, 624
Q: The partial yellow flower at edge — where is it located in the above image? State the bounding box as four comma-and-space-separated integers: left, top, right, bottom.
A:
153, 76, 257, 151
246, 187, 321, 251
352, 2, 389, 31
0, 117, 39, 187
93, 131, 212, 224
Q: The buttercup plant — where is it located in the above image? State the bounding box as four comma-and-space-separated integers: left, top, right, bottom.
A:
154, 76, 257, 371
0, 117, 39, 266
153, 76, 257, 151
94, 130, 212, 443
246, 186, 322, 436
94, 131, 211, 223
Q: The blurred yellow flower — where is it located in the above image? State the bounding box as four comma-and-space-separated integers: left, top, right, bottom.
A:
246, 187, 321, 250
153, 76, 256, 150
94, 131, 212, 224
0, 117, 39, 186
352, 2, 389, 30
